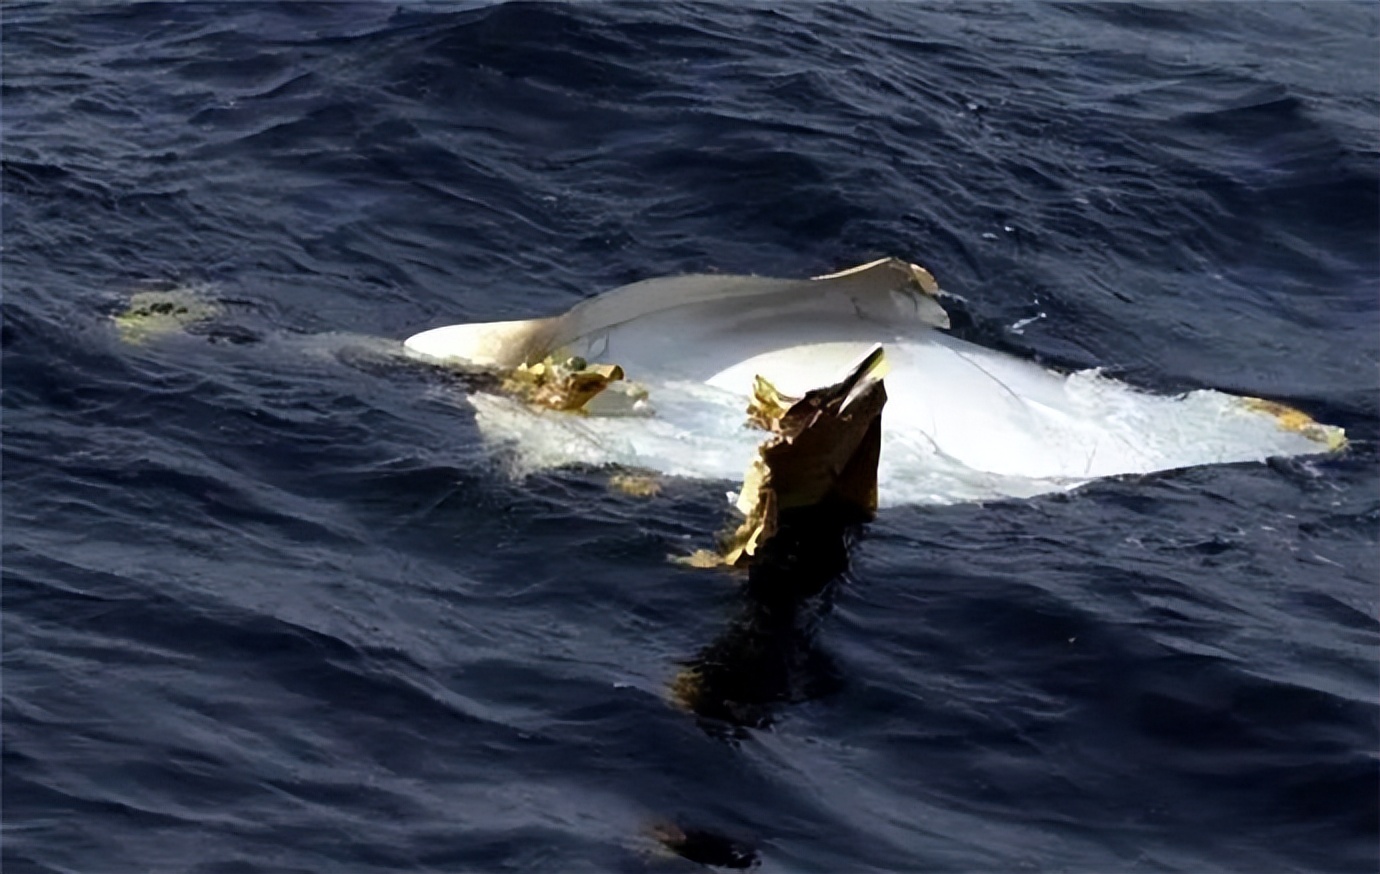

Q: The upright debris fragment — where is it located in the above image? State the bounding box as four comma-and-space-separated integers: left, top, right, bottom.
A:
690, 345, 889, 568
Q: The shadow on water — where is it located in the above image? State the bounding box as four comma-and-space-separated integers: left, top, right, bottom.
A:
647, 504, 868, 868
669, 504, 863, 739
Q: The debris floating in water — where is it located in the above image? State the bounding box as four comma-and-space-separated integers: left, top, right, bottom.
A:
113, 287, 221, 344
608, 472, 662, 497
499, 355, 628, 413
645, 821, 759, 870
679, 345, 889, 568
398, 256, 1347, 508
1238, 396, 1347, 452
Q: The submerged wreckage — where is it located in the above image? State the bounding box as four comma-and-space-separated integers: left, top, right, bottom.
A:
404, 258, 1345, 565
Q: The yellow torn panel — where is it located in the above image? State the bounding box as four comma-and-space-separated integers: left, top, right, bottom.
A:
500, 355, 625, 412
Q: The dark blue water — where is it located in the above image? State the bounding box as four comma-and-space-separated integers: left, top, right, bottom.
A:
4, 3, 1377, 872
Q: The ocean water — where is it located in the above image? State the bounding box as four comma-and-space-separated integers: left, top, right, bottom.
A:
3, 2, 1377, 872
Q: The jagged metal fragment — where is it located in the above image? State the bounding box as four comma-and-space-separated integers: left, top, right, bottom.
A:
684, 346, 888, 568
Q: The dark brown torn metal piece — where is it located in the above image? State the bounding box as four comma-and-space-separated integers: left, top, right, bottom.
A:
685, 346, 888, 568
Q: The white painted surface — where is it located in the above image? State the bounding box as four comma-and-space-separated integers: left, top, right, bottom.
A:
406, 269, 1339, 506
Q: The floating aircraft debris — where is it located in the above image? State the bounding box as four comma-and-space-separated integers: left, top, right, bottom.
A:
404, 257, 1344, 563
681, 344, 888, 568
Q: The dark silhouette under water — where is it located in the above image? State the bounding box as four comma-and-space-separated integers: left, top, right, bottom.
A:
653, 505, 866, 867
671, 503, 863, 734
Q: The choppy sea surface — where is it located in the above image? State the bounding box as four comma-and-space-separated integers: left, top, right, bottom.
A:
3, 3, 1377, 872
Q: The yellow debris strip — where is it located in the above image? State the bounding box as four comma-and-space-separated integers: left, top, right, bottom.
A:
1240, 397, 1347, 452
